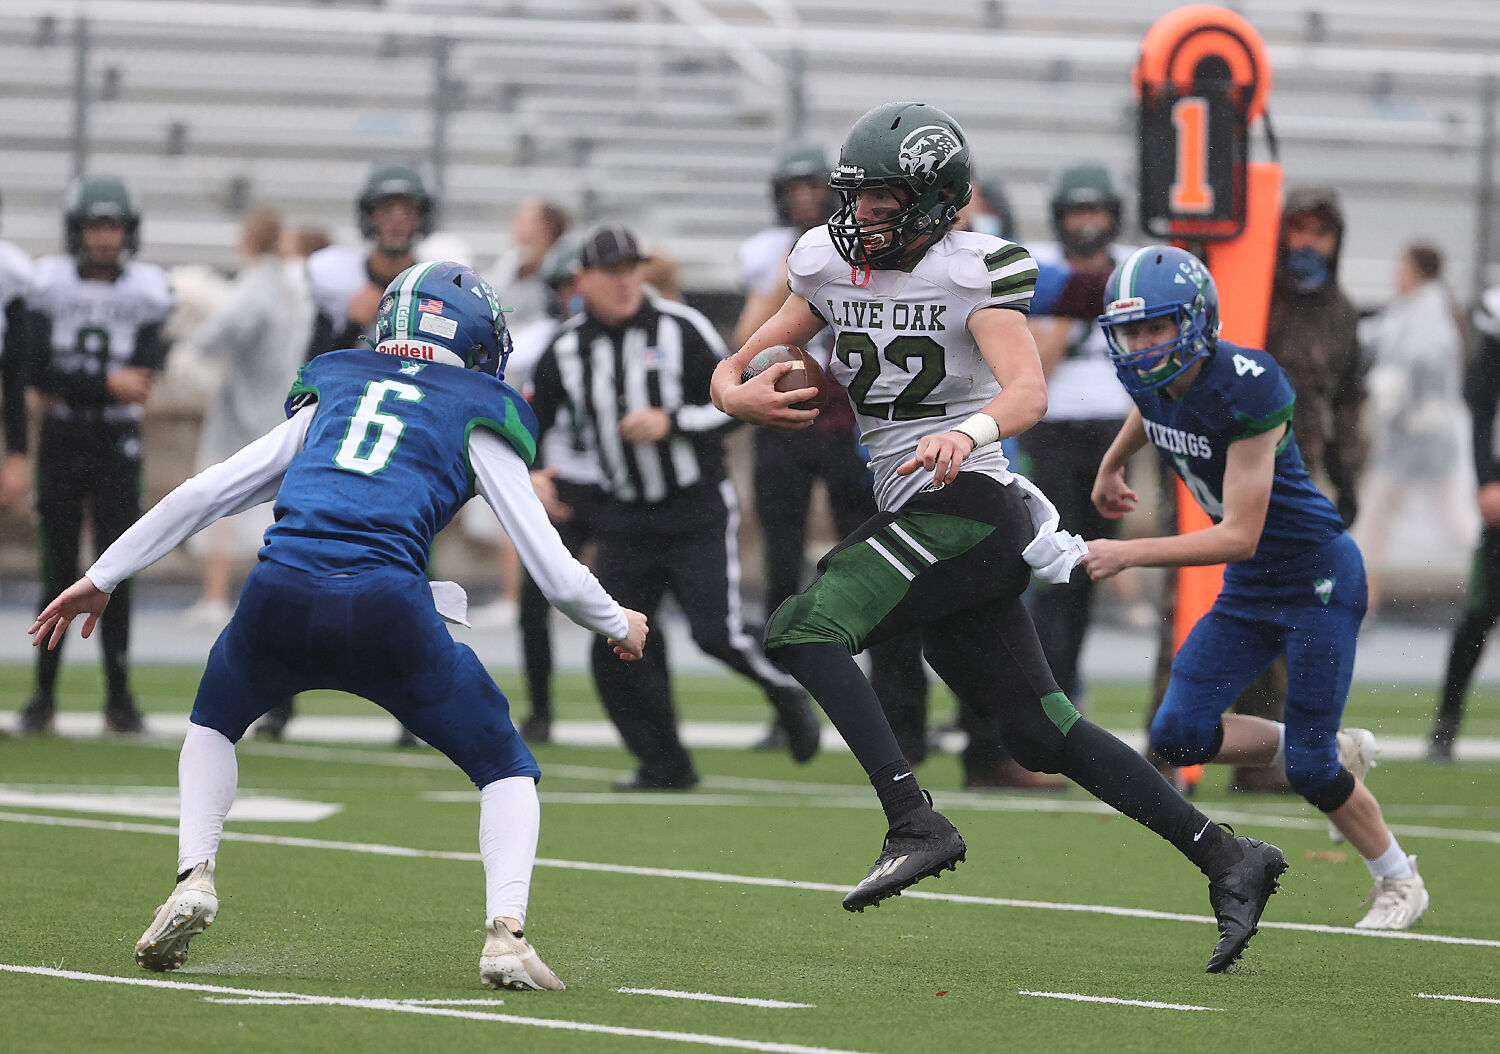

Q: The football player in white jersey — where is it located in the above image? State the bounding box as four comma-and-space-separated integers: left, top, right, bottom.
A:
712, 102, 1286, 973
0, 192, 33, 511
303, 164, 439, 363
15, 176, 176, 735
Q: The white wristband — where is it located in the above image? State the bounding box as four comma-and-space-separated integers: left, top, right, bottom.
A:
952, 412, 1001, 450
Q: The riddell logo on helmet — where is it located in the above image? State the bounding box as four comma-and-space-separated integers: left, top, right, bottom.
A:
374, 339, 443, 361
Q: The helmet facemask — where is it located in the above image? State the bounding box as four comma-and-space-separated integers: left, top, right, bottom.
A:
827, 176, 964, 271
1100, 297, 1213, 395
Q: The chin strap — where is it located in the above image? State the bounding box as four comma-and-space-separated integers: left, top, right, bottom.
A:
851, 261, 871, 287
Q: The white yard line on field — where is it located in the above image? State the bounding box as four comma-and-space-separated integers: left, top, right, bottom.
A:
3, 809, 1499, 950
1018, 990, 1223, 1012
0, 964, 872, 1054
1416, 992, 1500, 1006
617, 988, 815, 1009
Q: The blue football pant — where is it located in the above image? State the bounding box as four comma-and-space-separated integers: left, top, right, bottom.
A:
1151, 533, 1367, 799
190, 560, 538, 787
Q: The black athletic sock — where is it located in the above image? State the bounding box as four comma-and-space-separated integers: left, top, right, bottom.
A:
768, 641, 906, 775
870, 759, 927, 824
1059, 719, 1242, 877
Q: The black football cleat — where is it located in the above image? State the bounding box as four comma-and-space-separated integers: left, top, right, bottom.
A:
767, 687, 820, 764
843, 795, 966, 912
17, 692, 56, 736
1205, 835, 1288, 973
104, 695, 146, 735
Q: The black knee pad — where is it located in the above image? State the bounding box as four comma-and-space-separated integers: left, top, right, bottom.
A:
1304, 767, 1357, 813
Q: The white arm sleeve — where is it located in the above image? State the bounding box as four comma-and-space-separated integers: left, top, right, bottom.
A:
86, 407, 315, 593
470, 429, 629, 640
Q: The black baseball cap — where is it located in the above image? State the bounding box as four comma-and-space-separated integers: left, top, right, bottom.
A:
578, 223, 649, 270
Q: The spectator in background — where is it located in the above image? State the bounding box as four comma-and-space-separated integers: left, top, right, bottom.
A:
1356, 243, 1473, 611
464, 199, 572, 627
0, 190, 33, 511
532, 223, 820, 789
1225, 186, 1366, 793
733, 144, 930, 765
1017, 164, 1137, 712
182, 209, 313, 626
1432, 284, 1500, 760
957, 178, 1017, 240
486, 198, 570, 332
15, 176, 176, 735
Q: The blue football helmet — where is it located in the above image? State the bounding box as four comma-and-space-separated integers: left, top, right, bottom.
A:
1097, 245, 1220, 394
372, 261, 513, 377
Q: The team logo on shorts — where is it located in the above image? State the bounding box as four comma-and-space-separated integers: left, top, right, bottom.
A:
1313, 577, 1335, 605
898, 125, 961, 185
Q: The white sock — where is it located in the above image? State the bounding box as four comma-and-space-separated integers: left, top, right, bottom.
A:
479, 776, 540, 926
1268, 723, 1287, 769
177, 722, 238, 874
1365, 837, 1414, 880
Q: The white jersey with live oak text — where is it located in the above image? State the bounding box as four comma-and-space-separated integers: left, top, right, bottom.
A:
787, 226, 1037, 511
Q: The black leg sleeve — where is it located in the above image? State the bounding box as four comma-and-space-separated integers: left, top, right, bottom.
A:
1059, 719, 1240, 877
769, 641, 906, 776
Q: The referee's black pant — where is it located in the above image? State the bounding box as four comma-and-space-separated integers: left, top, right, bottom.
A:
517, 479, 604, 722
34, 415, 141, 704
590, 480, 802, 786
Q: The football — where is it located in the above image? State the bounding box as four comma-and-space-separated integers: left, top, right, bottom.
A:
740, 344, 828, 411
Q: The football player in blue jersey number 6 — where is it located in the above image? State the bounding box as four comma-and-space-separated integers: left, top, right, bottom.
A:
1083, 245, 1429, 930
29, 261, 649, 987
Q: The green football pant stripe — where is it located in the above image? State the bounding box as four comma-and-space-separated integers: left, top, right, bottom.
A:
766, 510, 995, 652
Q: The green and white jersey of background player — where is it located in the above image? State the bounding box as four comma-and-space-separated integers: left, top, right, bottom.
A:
788, 225, 1037, 512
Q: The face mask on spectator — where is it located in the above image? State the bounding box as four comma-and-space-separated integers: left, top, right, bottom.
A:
1285, 246, 1331, 293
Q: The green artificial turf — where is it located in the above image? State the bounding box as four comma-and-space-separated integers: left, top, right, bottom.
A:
2, 667, 1499, 1053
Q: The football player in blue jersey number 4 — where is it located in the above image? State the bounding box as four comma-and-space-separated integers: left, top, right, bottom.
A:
29, 261, 649, 987
1083, 245, 1428, 930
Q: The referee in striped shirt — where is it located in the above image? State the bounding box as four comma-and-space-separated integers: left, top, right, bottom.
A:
530, 224, 820, 789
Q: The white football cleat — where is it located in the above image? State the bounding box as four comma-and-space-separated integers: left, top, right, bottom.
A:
1355, 856, 1429, 930
479, 919, 565, 991
135, 860, 219, 971
1329, 727, 1378, 843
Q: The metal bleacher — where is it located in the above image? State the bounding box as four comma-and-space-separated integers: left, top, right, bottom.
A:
2, 0, 1500, 301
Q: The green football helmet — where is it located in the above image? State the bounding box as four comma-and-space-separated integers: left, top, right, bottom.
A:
357, 163, 435, 250
827, 102, 972, 269
771, 142, 835, 229
64, 175, 140, 259
1049, 163, 1122, 256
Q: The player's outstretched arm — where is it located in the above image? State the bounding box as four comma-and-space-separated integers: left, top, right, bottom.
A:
711, 291, 826, 431
1083, 425, 1280, 580
29, 577, 109, 650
